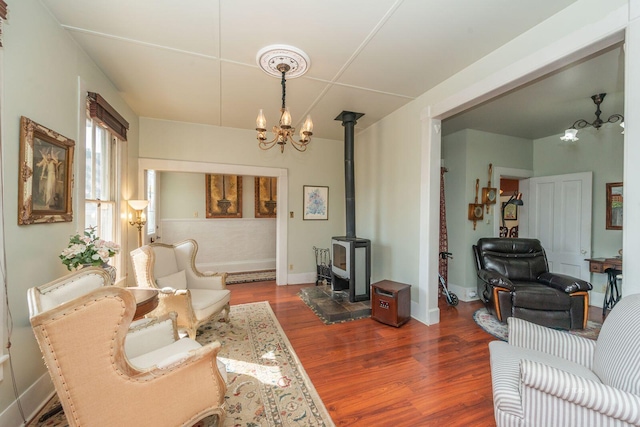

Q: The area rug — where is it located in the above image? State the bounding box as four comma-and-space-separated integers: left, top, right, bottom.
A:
473, 307, 602, 342
226, 269, 276, 284
28, 301, 334, 427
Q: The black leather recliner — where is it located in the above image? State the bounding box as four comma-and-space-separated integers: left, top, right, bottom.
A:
473, 238, 592, 330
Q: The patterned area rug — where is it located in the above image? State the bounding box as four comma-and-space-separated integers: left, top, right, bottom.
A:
226, 269, 276, 284
28, 302, 334, 427
473, 307, 602, 341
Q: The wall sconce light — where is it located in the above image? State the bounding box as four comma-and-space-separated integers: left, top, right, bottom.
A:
128, 199, 149, 247
560, 93, 624, 142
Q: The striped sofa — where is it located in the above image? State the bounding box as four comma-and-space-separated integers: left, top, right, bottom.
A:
489, 293, 640, 426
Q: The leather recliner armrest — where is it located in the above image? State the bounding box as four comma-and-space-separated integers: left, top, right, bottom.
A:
478, 269, 515, 291
537, 272, 592, 293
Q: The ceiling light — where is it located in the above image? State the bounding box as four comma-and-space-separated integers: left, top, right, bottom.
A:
560, 93, 624, 142
255, 45, 313, 153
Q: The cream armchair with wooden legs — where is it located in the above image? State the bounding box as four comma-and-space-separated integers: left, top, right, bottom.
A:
28, 268, 227, 427
130, 239, 231, 339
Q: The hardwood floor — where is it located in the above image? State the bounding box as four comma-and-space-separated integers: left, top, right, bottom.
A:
229, 281, 496, 426
229, 281, 606, 426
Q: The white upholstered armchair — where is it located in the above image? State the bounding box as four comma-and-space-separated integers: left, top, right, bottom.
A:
489, 293, 640, 426
130, 239, 231, 339
28, 268, 227, 427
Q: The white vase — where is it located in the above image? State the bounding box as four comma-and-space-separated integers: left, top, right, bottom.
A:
81, 263, 117, 284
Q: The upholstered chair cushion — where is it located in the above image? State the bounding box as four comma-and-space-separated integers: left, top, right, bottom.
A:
38, 271, 106, 312
189, 289, 230, 320
130, 239, 230, 339
156, 269, 188, 290
29, 285, 227, 426
488, 294, 640, 427
592, 294, 640, 394
152, 245, 180, 278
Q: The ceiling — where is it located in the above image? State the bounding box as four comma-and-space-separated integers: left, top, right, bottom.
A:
443, 43, 625, 140
39, 0, 617, 142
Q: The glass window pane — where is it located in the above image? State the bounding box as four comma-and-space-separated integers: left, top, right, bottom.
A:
85, 202, 98, 229
146, 170, 156, 235
85, 119, 93, 199
95, 126, 105, 200
100, 203, 115, 242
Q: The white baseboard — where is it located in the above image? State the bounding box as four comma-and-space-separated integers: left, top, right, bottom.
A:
286, 272, 316, 285
447, 282, 479, 302
0, 372, 54, 427
589, 291, 605, 310
197, 259, 276, 274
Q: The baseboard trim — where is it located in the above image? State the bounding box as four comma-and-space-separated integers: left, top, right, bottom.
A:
286, 272, 316, 285
0, 371, 54, 427
447, 282, 479, 302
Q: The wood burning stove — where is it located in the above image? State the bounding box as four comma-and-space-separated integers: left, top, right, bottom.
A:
331, 111, 371, 302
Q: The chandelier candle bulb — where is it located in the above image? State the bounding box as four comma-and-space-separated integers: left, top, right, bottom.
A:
281, 108, 292, 127
256, 109, 266, 130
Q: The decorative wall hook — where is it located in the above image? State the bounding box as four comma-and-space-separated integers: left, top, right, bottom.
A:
482, 163, 497, 214
468, 178, 484, 230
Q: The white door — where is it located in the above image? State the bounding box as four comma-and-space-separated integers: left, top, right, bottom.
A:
526, 172, 592, 280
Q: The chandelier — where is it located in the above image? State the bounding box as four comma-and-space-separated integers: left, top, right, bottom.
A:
255, 45, 313, 153
560, 93, 624, 142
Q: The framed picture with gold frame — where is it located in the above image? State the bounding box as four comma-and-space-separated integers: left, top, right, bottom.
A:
606, 182, 623, 230
255, 176, 277, 218
18, 116, 75, 225
205, 174, 242, 218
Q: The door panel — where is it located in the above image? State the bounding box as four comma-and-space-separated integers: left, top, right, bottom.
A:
528, 172, 592, 281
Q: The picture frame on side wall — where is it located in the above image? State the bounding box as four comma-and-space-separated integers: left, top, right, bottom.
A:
18, 116, 75, 225
205, 174, 243, 218
255, 176, 277, 218
502, 202, 518, 221
606, 182, 623, 230
303, 185, 329, 220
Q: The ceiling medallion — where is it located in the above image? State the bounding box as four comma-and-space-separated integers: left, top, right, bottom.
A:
255, 45, 313, 153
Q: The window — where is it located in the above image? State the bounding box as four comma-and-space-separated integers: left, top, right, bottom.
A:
85, 115, 122, 275
146, 169, 157, 237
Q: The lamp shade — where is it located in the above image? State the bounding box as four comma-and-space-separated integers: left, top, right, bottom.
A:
128, 200, 149, 211
560, 128, 579, 142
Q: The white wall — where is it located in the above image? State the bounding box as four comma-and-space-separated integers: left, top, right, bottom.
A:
0, 0, 139, 421
534, 125, 624, 297
356, 0, 631, 325
138, 118, 346, 278
441, 129, 533, 299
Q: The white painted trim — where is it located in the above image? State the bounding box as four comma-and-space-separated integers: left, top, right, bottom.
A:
138, 158, 288, 285
430, 8, 627, 120
0, 372, 54, 427
419, 5, 630, 328
447, 282, 480, 303
417, 115, 442, 326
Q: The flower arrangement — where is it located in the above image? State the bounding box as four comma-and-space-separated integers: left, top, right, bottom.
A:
60, 226, 120, 271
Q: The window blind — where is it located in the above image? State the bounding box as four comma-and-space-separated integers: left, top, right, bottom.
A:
87, 92, 129, 141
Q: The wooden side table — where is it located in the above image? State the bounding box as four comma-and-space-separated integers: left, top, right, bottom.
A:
585, 258, 623, 316
126, 288, 159, 320
371, 280, 411, 327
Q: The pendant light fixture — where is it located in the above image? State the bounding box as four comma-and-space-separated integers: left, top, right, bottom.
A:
255, 45, 313, 153
560, 93, 624, 142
